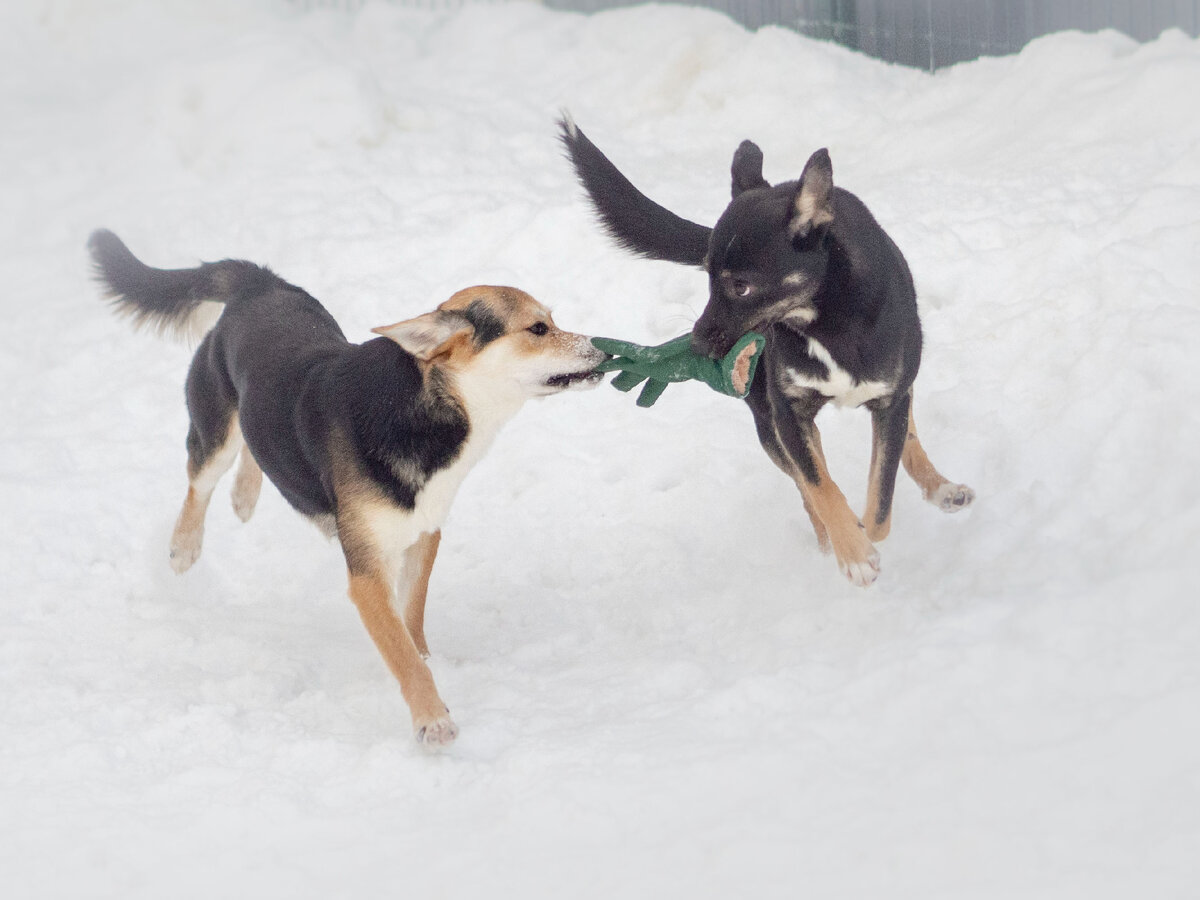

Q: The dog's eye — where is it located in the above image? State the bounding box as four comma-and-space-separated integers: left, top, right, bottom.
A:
732, 280, 753, 298
527, 322, 549, 336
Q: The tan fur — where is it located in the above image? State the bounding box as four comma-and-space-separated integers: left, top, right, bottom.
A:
170, 415, 245, 573
801, 488, 831, 554
786, 401, 972, 582
791, 427, 879, 586
902, 404, 950, 501
231, 444, 262, 522
347, 571, 456, 746
170, 486, 210, 575
401, 530, 441, 659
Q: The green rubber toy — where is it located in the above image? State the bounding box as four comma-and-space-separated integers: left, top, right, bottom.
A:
591, 331, 766, 407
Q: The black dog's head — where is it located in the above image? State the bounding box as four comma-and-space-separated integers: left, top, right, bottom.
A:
692, 144, 835, 358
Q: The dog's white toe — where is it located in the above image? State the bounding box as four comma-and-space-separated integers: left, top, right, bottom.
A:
840, 549, 881, 587
931, 483, 975, 513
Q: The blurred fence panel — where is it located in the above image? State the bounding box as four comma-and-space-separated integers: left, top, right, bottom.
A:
541, 0, 1200, 70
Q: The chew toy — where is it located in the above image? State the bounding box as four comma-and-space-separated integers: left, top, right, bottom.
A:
591, 331, 766, 407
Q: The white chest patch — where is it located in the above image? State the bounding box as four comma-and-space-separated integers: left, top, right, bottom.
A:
355, 364, 525, 575
413, 368, 523, 534
784, 337, 892, 408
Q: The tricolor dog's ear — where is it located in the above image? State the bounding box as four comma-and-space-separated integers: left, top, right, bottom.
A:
788, 148, 835, 242
731, 140, 769, 198
372, 310, 474, 361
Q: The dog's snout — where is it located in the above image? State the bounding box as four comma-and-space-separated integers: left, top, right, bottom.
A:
582, 336, 610, 366
690, 321, 726, 360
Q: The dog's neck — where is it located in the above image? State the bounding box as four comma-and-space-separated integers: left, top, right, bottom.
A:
440, 365, 526, 451
403, 366, 524, 535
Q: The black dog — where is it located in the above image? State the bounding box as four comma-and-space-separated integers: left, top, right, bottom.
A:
560, 118, 973, 586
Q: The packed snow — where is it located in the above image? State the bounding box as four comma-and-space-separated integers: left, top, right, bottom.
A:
2, 1, 1198, 896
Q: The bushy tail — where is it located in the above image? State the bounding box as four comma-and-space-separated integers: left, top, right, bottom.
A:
557, 114, 712, 268
88, 229, 274, 341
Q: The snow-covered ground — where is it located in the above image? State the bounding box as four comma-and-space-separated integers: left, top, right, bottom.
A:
3, 1, 1198, 896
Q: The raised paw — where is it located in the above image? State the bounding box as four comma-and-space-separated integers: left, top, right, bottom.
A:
931, 483, 975, 513
415, 710, 459, 748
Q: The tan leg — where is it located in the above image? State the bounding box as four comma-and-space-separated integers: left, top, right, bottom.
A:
231, 444, 262, 522
902, 404, 975, 513
801, 491, 831, 553
170, 419, 243, 573
794, 427, 880, 587
348, 569, 458, 747
400, 530, 441, 659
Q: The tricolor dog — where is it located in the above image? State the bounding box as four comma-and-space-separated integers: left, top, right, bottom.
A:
560, 118, 973, 586
89, 230, 605, 746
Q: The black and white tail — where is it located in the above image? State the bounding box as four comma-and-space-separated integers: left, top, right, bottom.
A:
88, 229, 274, 341
557, 114, 712, 268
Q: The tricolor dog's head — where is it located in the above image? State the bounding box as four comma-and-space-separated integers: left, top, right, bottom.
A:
373, 286, 606, 404
692, 144, 835, 359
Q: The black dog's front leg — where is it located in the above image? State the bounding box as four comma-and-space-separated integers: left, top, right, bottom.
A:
864, 390, 913, 542
744, 373, 829, 551
766, 374, 881, 587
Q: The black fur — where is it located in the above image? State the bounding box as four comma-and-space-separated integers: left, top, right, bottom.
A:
88, 228, 272, 338
89, 230, 467, 517
560, 121, 925, 541
462, 299, 505, 347
557, 117, 711, 267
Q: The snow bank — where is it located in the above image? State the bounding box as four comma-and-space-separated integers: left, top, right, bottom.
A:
2, 1, 1197, 897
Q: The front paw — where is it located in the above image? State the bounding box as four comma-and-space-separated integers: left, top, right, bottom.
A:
839, 550, 881, 587
832, 528, 880, 587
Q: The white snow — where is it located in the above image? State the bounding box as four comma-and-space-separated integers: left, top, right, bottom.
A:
3, 1, 1199, 897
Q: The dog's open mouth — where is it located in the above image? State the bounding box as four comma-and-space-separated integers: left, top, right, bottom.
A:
546, 370, 605, 389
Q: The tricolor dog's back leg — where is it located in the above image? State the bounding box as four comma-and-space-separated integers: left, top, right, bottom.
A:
170, 334, 241, 573
902, 401, 976, 513
231, 444, 262, 522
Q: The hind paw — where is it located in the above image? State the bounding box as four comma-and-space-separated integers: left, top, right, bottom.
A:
231, 470, 261, 522
169, 532, 202, 574
231, 489, 258, 523
930, 483, 975, 513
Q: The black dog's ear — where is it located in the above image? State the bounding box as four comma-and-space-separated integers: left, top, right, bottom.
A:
731, 140, 769, 198
788, 148, 834, 242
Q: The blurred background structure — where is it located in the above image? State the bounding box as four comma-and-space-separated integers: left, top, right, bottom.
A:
542, 0, 1200, 69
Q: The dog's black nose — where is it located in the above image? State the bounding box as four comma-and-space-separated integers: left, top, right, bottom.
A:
690, 324, 724, 360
